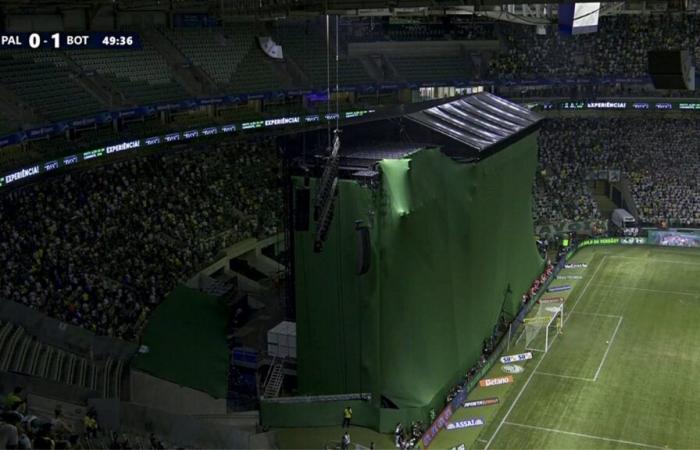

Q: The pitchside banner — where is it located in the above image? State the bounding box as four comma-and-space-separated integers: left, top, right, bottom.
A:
479, 376, 514, 387
500, 352, 533, 364
421, 405, 453, 448
548, 284, 572, 293
648, 230, 700, 248
463, 397, 499, 408
446, 417, 485, 430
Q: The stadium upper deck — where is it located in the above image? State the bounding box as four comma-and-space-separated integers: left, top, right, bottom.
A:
0, 15, 697, 135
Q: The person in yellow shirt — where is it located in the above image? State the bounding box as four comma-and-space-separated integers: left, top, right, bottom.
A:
83, 413, 98, 438
342, 406, 352, 428
4, 387, 25, 412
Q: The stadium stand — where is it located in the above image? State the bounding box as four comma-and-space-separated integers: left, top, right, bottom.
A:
162, 25, 256, 85
66, 39, 189, 105
272, 21, 373, 88
2, 16, 700, 136
229, 44, 284, 93
0, 139, 282, 340
0, 52, 104, 122
537, 118, 700, 227
0, 111, 16, 136
0, 321, 125, 396
490, 15, 699, 80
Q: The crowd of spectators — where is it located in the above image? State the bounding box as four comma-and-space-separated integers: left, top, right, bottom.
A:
534, 119, 602, 225
522, 263, 554, 306
0, 385, 169, 449
535, 118, 700, 227
393, 421, 424, 449
0, 138, 282, 340
490, 15, 699, 81
328, 14, 700, 86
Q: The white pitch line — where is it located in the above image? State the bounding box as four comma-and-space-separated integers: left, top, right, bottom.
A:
534, 371, 594, 382
502, 422, 667, 449
608, 255, 700, 267
561, 256, 607, 323
484, 256, 607, 450
591, 284, 699, 297
593, 316, 623, 381
570, 311, 623, 319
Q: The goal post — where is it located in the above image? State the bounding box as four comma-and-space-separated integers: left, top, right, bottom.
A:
524, 301, 564, 353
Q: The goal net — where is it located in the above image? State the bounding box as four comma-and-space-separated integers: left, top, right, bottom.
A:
524, 300, 564, 353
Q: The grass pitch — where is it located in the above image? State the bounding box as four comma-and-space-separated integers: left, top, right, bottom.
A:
274, 245, 700, 449
473, 245, 700, 450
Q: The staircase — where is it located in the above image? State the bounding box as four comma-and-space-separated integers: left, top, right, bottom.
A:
262, 359, 285, 399
593, 193, 617, 220
58, 51, 124, 109
0, 320, 127, 399
145, 28, 217, 96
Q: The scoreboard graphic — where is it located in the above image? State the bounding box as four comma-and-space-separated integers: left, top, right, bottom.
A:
0, 32, 141, 49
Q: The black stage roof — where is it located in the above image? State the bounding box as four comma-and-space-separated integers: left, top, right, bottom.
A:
287, 92, 542, 180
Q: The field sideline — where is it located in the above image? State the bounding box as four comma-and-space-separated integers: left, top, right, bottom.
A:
465, 245, 700, 450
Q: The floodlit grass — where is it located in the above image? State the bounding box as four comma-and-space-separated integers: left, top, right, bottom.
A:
274, 245, 700, 450
472, 245, 700, 450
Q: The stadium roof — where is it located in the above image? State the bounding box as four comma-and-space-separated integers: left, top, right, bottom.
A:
0, 0, 667, 15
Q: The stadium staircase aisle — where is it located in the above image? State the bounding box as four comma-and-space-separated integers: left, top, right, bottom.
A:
592, 193, 617, 219
60, 51, 129, 109
146, 28, 216, 96
0, 320, 128, 400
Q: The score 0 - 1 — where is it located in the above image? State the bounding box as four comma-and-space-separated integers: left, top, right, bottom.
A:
0, 33, 89, 48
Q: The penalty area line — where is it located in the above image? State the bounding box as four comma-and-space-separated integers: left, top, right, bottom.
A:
593, 315, 623, 381
534, 371, 594, 382
484, 255, 608, 450
502, 422, 667, 449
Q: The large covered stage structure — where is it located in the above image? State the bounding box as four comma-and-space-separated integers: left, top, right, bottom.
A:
263, 93, 544, 431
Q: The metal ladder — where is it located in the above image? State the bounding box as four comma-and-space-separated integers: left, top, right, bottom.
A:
262, 358, 285, 399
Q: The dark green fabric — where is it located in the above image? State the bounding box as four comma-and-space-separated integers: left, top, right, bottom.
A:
132, 286, 229, 398
294, 135, 542, 413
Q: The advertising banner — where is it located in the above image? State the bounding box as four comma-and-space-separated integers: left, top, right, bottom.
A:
621, 237, 647, 245
446, 417, 485, 430
479, 376, 514, 388
648, 231, 700, 248
421, 405, 453, 448
547, 284, 572, 293
577, 237, 620, 248
500, 352, 533, 364
463, 397, 499, 408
